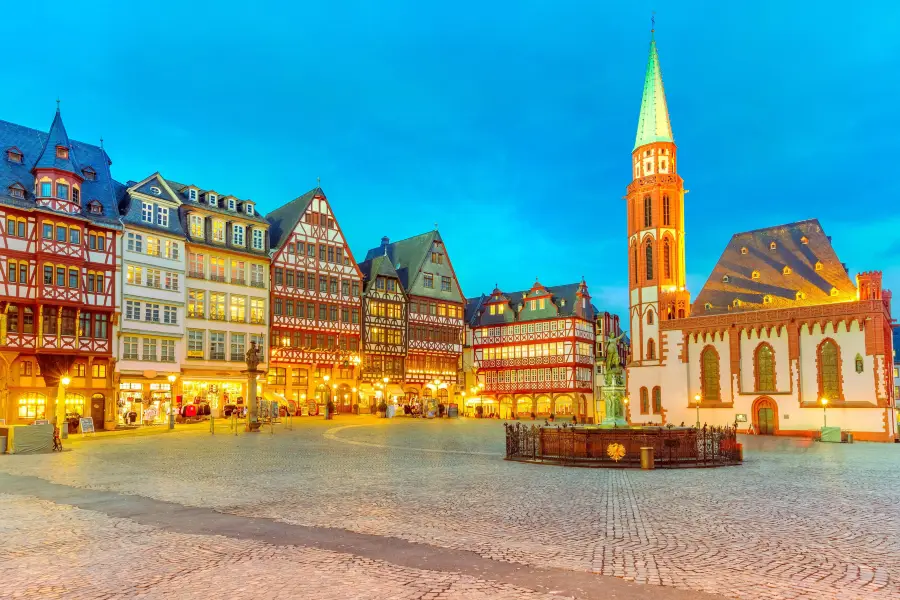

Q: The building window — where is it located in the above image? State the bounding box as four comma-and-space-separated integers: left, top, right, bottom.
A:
645, 241, 653, 281
751, 270, 760, 280
246, 203, 255, 216
663, 239, 671, 279
163, 305, 178, 324
188, 189, 197, 201
230, 296, 246, 322
755, 344, 775, 392
646, 310, 654, 325
7, 148, 23, 163
252, 229, 264, 250
230, 333, 246, 361
141, 202, 153, 223
633, 246, 638, 283
88, 201, 103, 214
56, 183, 69, 200
157, 207, 169, 227
142, 338, 157, 361
701, 346, 720, 402
250, 298, 264, 324
189, 215, 204, 239
146, 237, 160, 256
424, 273, 434, 288
233, 225, 245, 246
640, 387, 649, 414
187, 290, 205, 318
818, 339, 841, 401
212, 220, 225, 243
646, 338, 656, 360
123, 336, 139, 360
643, 196, 652, 227
91, 363, 107, 378
17, 393, 47, 419
441, 276, 451, 291
127, 232, 143, 253
161, 340, 175, 362
187, 330, 204, 358
662, 195, 670, 225
652, 387, 661, 414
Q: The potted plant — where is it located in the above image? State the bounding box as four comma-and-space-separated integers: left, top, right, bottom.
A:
549, 413, 555, 422
377, 400, 388, 418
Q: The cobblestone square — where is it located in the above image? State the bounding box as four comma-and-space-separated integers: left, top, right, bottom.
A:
1, 417, 898, 599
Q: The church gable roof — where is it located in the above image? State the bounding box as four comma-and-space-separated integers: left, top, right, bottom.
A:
265, 187, 320, 251
359, 254, 404, 294
693, 219, 858, 315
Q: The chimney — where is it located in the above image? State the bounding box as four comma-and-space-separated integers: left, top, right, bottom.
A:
381, 236, 390, 247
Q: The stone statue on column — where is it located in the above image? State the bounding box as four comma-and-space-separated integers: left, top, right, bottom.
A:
243, 341, 262, 431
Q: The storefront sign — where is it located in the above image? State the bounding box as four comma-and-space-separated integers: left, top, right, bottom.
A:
80, 417, 95, 434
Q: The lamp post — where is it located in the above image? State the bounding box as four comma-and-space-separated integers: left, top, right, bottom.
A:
57, 375, 71, 439
821, 397, 828, 429
167, 374, 177, 430
622, 396, 629, 424
351, 387, 358, 414
693, 394, 701, 429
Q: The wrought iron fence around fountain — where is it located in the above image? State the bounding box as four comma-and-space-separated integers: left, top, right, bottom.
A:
504, 422, 741, 468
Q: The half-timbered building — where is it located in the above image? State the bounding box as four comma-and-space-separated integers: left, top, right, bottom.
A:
466, 280, 596, 421
265, 187, 363, 414
169, 177, 269, 416
0, 109, 119, 428
625, 31, 895, 440
358, 250, 408, 408
362, 231, 465, 408
115, 174, 186, 425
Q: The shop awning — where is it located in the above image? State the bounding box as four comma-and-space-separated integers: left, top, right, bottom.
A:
386, 385, 405, 396
358, 383, 374, 393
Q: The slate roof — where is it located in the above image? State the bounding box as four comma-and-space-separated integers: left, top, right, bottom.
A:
0, 113, 122, 227
119, 174, 187, 237
693, 219, 858, 315
33, 109, 81, 173
265, 187, 319, 251
466, 282, 592, 326
362, 231, 438, 290
165, 179, 269, 225
359, 253, 404, 294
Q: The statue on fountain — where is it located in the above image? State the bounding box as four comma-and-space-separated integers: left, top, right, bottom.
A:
601, 333, 628, 426
245, 341, 260, 372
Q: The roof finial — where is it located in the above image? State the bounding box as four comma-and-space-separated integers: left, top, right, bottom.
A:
56, 98, 60, 112
100, 136, 104, 149
434, 221, 438, 230
316, 176, 320, 188
651, 11, 655, 39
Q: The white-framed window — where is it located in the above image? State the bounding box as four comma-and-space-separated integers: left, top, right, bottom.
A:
125, 300, 141, 320
230, 333, 245, 361
142, 338, 157, 361
250, 264, 265, 287
188, 189, 197, 201
146, 237, 160, 256
209, 194, 218, 205
230, 295, 246, 322
163, 305, 178, 324
141, 202, 153, 223
187, 330, 204, 358
252, 229, 263, 250
123, 336, 138, 360
246, 203, 255, 216
146, 269, 161, 288
157, 207, 169, 227
164, 272, 180, 291
212, 220, 225, 243
250, 298, 265, 324
127, 232, 143, 253
126, 265, 143, 286
144, 303, 160, 323
165, 240, 179, 260
209, 331, 225, 360
228, 198, 236, 211
161, 340, 175, 362
251, 333, 265, 356
189, 215, 204, 239
232, 224, 245, 247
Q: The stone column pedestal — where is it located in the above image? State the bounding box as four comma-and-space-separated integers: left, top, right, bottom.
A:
243, 370, 262, 432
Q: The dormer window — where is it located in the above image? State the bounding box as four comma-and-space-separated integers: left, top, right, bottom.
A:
8, 183, 25, 199
56, 146, 69, 160
246, 203, 255, 216
769, 242, 777, 250
796, 290, 807, 301
188, 189, 197, 201
815, 261, 823, 271
72, 187, 80, 205
208, 194, 218, 205
800, 236, 809, 245
733, 298, 742, 307
227, 198, 236, 211
6, 148, 23, 163
82, 167, 96, 181
751, 270, 760, 280
704, 302, 712, 311
830, 287, 839, 297
88, 200, 103, 214
740, 246, 748, 255
150, 186, 162, 196
722, 275, 729, 283
763, 295, 773, 305
783, 266, 792, 275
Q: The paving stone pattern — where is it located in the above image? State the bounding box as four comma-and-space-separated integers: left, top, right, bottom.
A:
1, 418, 899, 599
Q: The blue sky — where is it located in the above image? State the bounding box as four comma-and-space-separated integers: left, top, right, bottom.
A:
4, 1, 900, 328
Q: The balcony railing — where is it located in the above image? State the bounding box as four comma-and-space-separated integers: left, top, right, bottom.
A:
250, 317, 266, 325
210, 352, 226, 360
250, 280, 266, 288
209, 313, 226, 321
210, 274, 227, 283
188, 271, 205, 279
232, 278, 246, 286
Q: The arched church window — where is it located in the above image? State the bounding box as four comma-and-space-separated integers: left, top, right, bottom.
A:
640, 387, 649, 414
645, 241, 653, 281
646, 310, 654, 325
662, 195, 670, 225
646, 338, 656, 360
663, 239, 671, 279
818, 339, 840, 401
652, 387, 661, 414
755, 344, 775, 392
633, 246, 638, 284
855, 353, 864, 374
701, 346, 720, 401
643, 196, 652, 227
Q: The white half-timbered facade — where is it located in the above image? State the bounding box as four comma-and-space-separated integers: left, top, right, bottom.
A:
265, 187, 362, 413
0, 109, 120, 428
358, 253, 408, 395
465, 280, 596, 420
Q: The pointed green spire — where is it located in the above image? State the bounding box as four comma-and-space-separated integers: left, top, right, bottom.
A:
634, 36, 674, 151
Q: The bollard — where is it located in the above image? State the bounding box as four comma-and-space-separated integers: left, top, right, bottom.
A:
210, 415, 215, 435
640, 446, 655, 470
168, 410, 175, 430
737, 442, 744, 462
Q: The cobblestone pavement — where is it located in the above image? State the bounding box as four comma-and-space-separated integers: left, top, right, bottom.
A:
0, 494, 569, 600
1, 417, 899, 599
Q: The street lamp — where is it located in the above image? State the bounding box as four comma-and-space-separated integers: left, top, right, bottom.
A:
693, 394, 701, 429
821, 397, 828, 429
623, 396, 629, 423
57, 375, 72, 439
167, 374, 177, 429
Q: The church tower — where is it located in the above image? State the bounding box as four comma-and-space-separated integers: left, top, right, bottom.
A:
626, 28, 690, 367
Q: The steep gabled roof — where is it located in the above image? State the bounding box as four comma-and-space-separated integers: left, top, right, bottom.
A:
467, 282, 594, 326
634, 35, 674, 151
119, 173, 186, 236
359, 253, 404, 294
265, 187, 320, 251
0, 115, 121, 226
362, 230, 437, 290
693, 219, 858, 315
33, 109, 81, 173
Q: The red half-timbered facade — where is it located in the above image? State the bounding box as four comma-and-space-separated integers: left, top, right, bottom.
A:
265, 187, 363, 412
0, 109, 119, 427
466, 280, 596, 421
